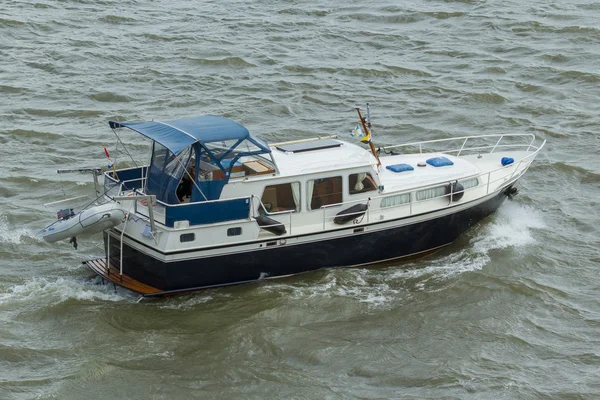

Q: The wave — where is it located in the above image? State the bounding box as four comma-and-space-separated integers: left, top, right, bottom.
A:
24, 61, 60, 74
0, 213, 37, 245
0, 17, 25, 28
18, 108, 105, 118
463, 92, 508, 104
558, 69, 600, 84
531, 161, 600, 183
8, 129, 64, 141
259, 271, 407, 309
0, 84, 29, 94
0, 277, 131, 308
187, 57, 257, 68
89, 91, 134, 103
99, 15, 136, 24
345, 13, 417, 24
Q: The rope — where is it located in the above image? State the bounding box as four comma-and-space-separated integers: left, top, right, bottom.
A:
42, 180, 121, 231
111, 127, 139, 166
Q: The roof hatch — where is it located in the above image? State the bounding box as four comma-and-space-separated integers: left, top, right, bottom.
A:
276, 139, 342, 153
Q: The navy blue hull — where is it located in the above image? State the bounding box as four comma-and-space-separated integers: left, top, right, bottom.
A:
104, 191, 508, 294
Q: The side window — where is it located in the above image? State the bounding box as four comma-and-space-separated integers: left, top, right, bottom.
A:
308, 176, 343, 210
227, 227, 242, 236
459, 177, 479, 189
380, 193, 410, 208
349, 172, 377, 195
180, 233, 195, 243
260, 182, 300, 213
416, 186, 447, 201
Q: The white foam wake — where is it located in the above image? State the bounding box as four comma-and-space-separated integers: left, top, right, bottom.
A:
392, 201, 546, 285
0, 277, 130, 307
257, 202, 547, 306
0, 213, 37, 245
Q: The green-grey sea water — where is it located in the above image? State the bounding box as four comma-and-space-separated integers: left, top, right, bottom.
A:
1, 0, 599, 398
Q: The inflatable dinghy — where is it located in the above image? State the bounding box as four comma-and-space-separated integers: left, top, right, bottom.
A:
41, 203, 126, 243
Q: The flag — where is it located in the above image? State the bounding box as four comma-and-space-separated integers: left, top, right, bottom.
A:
350, 123, 372, 143
350, 124, 365, 138
103, 145, 114, 168
360, 128, 372, 143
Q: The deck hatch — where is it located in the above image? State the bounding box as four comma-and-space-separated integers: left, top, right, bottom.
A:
276, 139, 341, 153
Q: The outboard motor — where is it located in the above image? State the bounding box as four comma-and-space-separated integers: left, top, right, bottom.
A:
57, 208, 75, 220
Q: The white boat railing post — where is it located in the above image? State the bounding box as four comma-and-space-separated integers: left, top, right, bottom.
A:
146, 196, 157, 234
490, 135, 504, 154
527, 136, 535, 152
118, 201, 135, 282
106, 233, 110, 275
509, 159, 523, 181
487, 172, 491, 195
119, 223, 126, 282
92, 170, 101, 197
457, 138, 469, 156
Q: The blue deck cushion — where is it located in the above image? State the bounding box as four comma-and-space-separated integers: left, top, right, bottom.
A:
501, 157, 514, 166
426, 156, 454, 167
386, 163, 414, 173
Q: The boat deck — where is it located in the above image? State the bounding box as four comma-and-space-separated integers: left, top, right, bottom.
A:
84, 258, 163, 296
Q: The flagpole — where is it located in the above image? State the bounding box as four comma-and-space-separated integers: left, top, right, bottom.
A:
355, 107, 381, 166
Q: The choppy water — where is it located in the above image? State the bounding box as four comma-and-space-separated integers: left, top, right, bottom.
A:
1, 0, 600, 398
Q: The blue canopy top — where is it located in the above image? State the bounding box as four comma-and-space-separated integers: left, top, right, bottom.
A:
109, 115, 270, 155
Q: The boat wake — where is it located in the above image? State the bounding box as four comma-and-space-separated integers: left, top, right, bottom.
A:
391, 201, 547, 288
0, 277, 132, 310
0, 213, 38, 245
260, 201, 546, 308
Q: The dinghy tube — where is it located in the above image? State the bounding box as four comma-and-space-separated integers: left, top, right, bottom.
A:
41, 203, 126, 243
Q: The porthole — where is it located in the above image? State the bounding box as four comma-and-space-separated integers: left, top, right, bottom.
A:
180, 233, 195, 243
227, 227, 242, 236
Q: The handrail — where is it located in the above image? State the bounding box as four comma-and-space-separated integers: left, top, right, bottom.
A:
382, 133, 539, 155
251, 194, 294, 235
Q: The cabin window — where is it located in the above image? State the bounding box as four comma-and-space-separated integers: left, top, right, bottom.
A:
180, 233, 195, 243
227, 227, 242, 236
460, 177, 479, 190
261, 182, 300, 213
380, 193, 410, 208
349, 173, 377, 195
416, 186, 447, 201
308, 176, 343, 210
